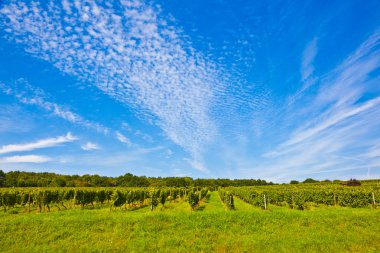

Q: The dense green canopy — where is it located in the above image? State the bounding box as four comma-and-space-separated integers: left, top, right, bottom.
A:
0, 170, 272, 188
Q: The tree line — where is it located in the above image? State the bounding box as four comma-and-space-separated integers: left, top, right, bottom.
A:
0, 170, 273, 188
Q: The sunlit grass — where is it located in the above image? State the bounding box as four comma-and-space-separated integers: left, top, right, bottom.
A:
1, 191, 379, 252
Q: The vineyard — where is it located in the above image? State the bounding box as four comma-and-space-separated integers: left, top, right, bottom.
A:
1, 182, 380, 252
226, 182, 379, 210
0, 187, 212, 213
1, 181, 379, 213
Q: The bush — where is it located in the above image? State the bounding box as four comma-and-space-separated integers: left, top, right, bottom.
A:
303, 178, 318, 184
341, 179, 361, 186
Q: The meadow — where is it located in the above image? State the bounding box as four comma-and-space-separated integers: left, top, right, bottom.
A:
1, 184, 380, 252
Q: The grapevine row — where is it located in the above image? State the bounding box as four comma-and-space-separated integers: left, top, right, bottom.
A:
187, 188, 209, 210
226, 185, 379, 209
0, 187, 198, 212
218, 188, 234, 210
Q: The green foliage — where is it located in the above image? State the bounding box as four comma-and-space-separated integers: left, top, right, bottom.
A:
53, 178, 67, 187
303, 178, 318, 184
187, 191, 199, 210
117, 173, 150, 187
160, 190, 167, 206
341, 178, 361, 186
2, 170, 273, 188
1, 193, 380, 252
218, 189, 234, 209
111, 191, 127, 208
187, 188, 208, 210
0, 170, 5, 187
0, 183, 378, 214
149, 189, 160, 211
0, 188, 153, 212
226, 183, 379, 209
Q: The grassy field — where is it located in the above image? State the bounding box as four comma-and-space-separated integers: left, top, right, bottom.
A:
1, 191, 380, 252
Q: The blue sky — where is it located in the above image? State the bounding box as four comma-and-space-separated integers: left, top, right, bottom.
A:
0, 0, 379, 182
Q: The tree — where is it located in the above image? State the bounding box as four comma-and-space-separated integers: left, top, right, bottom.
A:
117, 173, 150, 187
303, 178, 318, 184
52, 178, 67, 187
290, 180, 299, 184
0, 170, 6, 187
0, 170, 274, 188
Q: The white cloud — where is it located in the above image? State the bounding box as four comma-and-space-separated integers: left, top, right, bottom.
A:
2, 0, 376, 180
272, 96, 380, 153
0, 155, 51, 163
81, 142, 100, 151
0, 132, 77, 154
0, 0, 237, 173
256, 30, 380, 182
365, 145, 380, 158
184, 157, 209, 173
121, 123, 154, 143
0, 79, 109, 134
301, 38, 317, 82
57, 145, 164, 168
134, 130, 154, 143
121, 122, 132, 131
288, 38, 318, 104
115, 131, 132, 147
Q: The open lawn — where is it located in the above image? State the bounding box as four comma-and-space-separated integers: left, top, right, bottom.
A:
1, 192, 379, 252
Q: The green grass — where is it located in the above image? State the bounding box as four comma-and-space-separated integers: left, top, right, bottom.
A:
233, 195, 257, 211
1, 192, 380, 252
201, 191, 225, 211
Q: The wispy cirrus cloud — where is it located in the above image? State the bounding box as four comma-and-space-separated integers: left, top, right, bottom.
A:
121, 122, 154, 143
0, 155, 51, 163
288, 38, 318, 105
183, 158, 209, 173
0, 79, 108, 134
115, 131, 132, 147
301, 38, 317, 83
2, 0, 377, 180
55, 145, 165, 174
257, 30, 380, 181
0, 105, 33, 133
0, 132, 77, 154
0, 0, 236, 172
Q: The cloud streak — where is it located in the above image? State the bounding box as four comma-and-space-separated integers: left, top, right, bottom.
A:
0, 155, 51, 163
257, 30, 380, 181
301, 38, 317, 83
115, 131, 133, 147
0, 132, 77, 154
0, 79, 109, 134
